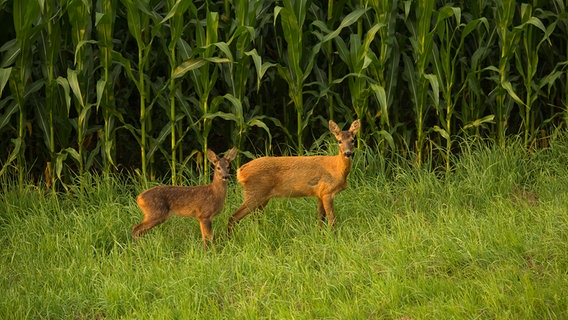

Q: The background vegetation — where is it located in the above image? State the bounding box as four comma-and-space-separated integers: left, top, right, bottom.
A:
0, 0, 567, 188
1, 137, 567, 318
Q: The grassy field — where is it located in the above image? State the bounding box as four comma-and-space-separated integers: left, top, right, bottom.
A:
1, 137, 567, 319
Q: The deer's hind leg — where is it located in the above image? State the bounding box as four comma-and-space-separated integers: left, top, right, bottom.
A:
132, 214, 170, 237
133, 197, 170, 237
228, 193, 269, 233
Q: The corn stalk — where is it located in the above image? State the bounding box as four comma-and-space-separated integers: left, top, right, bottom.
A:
334, 18, 382, 147
223, 0, 276, 165
191, 11, 224, 177
8, 0, 40, 187
555, 0, 568, 129
119, 0, 162, 181
460, 1, 494, 137
490, 0, 521, 147
172, 10, 232, 177
275, 0, 311, 154
325, 0, 336, 120
0, 67, 15, 177
369, 0, 397, 128
97, 0, 119, 176
431, 7, 489, 172
314, 7, 392, 149
403, 0, 436, 165
514, 3, 555, 147
162, 0, 193, 184
62, 0, 95, 179
36, 0, 64, 190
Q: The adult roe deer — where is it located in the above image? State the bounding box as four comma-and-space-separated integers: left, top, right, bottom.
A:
228, 119, 360, 232
133, 147, 237, 248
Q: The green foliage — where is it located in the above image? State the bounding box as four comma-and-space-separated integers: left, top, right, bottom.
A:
0, 1, 567, 185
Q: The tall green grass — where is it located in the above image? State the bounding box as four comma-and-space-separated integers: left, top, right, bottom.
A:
1, 137, 566, 319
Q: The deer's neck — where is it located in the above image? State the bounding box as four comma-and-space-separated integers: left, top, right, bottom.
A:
335, 153, 352, 179
211, 175, 228, 195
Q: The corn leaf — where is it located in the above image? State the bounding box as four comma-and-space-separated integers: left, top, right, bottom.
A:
0, 67, 11, 96
67, 68, 84, 107
319, 8, 369, 42
247, 118, 272, 145
374, 129, 395, 151
370, 83, 389, 127
424, 73, 439, 109
432, 125, 450, 140
245, 49, 276, 91
402, 53, 418, 108
0, 39, 19, 67
173, 59, 207, 78
56, 76, 71, 114
502, 81, 526, 107
96, 80, 106, 111
147, 123, 172, 159
0, 138, 22, 177
34, 100, 51, 149
161, 0, 193, 24
0, 101, 17, 131
173, 57, 231, 79
463, 115, 496, 130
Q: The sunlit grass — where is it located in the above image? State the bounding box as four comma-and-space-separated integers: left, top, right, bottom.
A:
1, 137, 567, 319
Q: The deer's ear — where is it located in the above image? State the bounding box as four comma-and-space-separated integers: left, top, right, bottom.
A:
329, 120, 341, 136
225, 147, 238, 162
349, 120, 361, 135
206, 149, 219, 163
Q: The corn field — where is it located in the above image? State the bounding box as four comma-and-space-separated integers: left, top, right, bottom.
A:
0, 0, 567, 188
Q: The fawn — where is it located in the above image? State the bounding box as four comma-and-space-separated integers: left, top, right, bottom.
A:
133, 147, 237, 248
228, 119, 360, 232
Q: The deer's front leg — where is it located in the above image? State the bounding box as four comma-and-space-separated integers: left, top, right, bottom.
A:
199, 218, 213, 249
317, 198, 326, 227
321, 194, 336, 228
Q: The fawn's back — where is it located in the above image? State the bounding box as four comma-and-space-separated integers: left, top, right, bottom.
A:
137, 184, 226, 219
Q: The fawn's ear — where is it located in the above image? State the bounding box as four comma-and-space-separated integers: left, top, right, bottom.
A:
349, 119, 361, 135
224, 147, 238, 162
329, 120, 341, 137
206, 149, 219, 163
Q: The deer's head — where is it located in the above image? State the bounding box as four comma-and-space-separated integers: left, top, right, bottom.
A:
207, 147, 238, 181
329, 119, 360, 158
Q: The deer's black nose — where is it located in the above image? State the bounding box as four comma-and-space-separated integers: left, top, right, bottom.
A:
344, 151, 353, 158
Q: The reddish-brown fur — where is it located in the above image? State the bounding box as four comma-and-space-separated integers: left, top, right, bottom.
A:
228, 120, 360, 232
133, 147, 237, 248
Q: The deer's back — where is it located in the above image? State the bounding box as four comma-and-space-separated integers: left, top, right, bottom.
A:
237, 156, 349, 198
138, 185, 226, 218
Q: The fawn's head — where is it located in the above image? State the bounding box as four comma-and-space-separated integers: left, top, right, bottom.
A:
329, 119, 360, 158
207, 147, 238, 182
